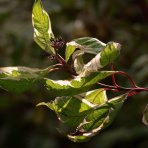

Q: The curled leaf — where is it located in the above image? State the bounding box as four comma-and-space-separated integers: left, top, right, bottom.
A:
65, 37, 106, 62
80, 42, 121, 76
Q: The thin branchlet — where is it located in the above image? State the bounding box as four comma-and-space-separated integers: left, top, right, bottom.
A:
98, 64, 148, 96
50, 37, 77, 76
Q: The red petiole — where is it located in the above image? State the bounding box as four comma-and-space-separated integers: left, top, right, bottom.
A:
98, 64, 148, 96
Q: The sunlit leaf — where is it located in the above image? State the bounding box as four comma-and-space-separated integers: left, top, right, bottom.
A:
68, 94, 127, 142
74, 37, 106, 54
65, 37, 106, 61
65, 42, 76, 62
38, 96, 91, 127
32, 0, 54, 54
84, 89, 107, 105
81, 42, 121, 76
45, 71, 115, 96
80, 94, 125, 131
100, 42, 121, 66
37, 89, 107, 128
0, 66, 49, 92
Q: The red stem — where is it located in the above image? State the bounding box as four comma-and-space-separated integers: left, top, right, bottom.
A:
111, 64, 118, 88
98, 65, 148, 96
49, 67, 63, 73
97, 82, 148, 96
52, 48, 77, 76
116, 71, 138, 88
110, 63, 138, 88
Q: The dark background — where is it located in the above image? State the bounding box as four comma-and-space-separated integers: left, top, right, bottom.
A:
0, 0, 148, 148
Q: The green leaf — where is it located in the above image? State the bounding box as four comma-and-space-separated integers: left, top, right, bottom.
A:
65, 37, 106, 61
100, 41, 121, 66
32, 0, 54, 54
74, 37, 106, 54
80, 95, 124, 131
38, 96, 91, 127
38, 88, 126, 142
68, 94, 127, 142
84, 89, 107, 105
65, 43, 76, 62
0, 66, 49, 92
142, 104, 148, 126
45, 71, 115, 96
81, 42, 121, 76
37, 89, 107, 128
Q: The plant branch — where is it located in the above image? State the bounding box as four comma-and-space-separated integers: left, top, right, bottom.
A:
97, 82, 148, 96
111, 63, 118, 88
49, 67, 63, 73
110, 64, 138, 88
98, 66, 148, 96
49, 37, 78, 76
116, 71, 138, 88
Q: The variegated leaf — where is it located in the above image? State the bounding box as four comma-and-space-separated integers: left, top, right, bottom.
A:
32, 0, 54, 54
0, 66, 50, 92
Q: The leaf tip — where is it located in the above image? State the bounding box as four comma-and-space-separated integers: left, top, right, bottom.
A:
36, 102, 49, 107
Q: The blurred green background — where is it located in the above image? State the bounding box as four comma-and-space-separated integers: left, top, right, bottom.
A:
0, 0, 148, 147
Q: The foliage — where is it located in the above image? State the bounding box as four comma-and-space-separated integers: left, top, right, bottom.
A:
0, 0, 148, 144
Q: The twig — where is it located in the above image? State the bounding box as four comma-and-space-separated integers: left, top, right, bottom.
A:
111, 63, 118, 88
116, 71, 138, 88
97, 82, 148, 96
